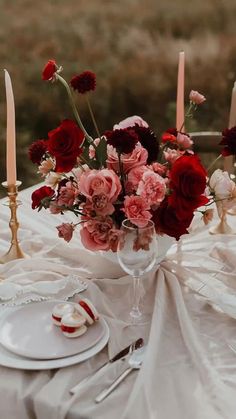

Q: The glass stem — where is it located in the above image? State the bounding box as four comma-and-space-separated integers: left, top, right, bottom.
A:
130, 276, 142, 320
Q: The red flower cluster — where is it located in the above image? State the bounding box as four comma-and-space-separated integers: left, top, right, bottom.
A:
219, 126, 236, 156
42, 60, 57, 81
28, 139, 47, 164
32, 186, 54, 209
153, 155, 208, 240
70, 71, 96, 94
105, 128, 139, 154
47, 119, 84, 172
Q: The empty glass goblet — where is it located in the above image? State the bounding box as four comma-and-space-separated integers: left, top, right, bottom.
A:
117, 218, 158, 323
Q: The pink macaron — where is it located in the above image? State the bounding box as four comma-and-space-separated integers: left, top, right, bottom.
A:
52, 303, 75, 326
75, 298, 99, 325
61, 312, 87, 338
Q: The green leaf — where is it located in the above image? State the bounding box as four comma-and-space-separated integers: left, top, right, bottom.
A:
95, 137, 107, 168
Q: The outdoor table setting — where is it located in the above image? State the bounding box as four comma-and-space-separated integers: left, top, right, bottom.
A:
1, 53, 236, 419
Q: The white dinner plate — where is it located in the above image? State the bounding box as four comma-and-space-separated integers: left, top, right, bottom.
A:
0, 300, 107, 360
0, 323, 109, 370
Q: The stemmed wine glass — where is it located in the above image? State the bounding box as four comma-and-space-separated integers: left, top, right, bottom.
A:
117, 218, 158, 323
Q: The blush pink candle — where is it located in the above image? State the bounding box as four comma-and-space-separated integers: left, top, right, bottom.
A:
176, 51, 185, 131
224, 81, 236, 173
4, 69, 17, 186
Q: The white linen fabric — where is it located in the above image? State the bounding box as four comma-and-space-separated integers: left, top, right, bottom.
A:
0, 185, 236, 418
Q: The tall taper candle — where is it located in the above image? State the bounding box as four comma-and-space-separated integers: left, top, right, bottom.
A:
176, 51, 185, 131
4, 70, 17, 186
224, 81, 236, 173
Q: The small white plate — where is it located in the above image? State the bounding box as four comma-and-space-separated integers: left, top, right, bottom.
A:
0, 300, 106, 360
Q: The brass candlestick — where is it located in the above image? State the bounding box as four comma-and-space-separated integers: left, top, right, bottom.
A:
0, 180, 25, 264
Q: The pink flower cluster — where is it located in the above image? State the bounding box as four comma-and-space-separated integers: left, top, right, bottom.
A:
30, 59, 209, 252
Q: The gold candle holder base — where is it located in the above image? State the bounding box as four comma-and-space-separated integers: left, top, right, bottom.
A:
209, 212, 236, 235
0, 180, 25, 265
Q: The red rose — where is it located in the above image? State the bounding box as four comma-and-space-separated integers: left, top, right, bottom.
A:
47, 119, 84, 172
42, 60, 57, 81
219, 126, 236, 156
170, 154, 207, 198
168, 190, 209, 220
31, 186, 54, 210
152, 198, 193, 240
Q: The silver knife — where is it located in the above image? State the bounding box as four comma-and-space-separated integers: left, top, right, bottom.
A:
69, 338, 143, 395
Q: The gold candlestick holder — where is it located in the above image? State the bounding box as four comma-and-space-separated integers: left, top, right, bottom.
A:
0, 180, 25, 264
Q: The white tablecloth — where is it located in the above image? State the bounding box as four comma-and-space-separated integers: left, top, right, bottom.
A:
0, 185, 236, 419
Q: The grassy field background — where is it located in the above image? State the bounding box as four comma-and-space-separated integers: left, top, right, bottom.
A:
0, 0, 236, 193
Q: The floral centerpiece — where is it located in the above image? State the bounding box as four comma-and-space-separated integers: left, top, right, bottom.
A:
29, 60, 212, 252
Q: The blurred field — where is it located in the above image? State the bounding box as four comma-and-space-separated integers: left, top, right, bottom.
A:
0, 0, 236, 194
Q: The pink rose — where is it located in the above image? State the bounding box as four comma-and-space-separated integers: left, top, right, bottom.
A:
113, 115, 149, 130
79, 168, 121, 203
80, 217, 113, 251
107, 144, 148, 173
56, 223, 74, 242
127, 165, 149, 190
123, 195, 151, 227
189, 90, 206, 105
91, 193, 114, 216
137, 171, 166, 207
176, 133, 193, 149
57, 183, 78, 207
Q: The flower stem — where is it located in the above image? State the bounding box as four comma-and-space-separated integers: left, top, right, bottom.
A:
179, 103, 195, 132
56, 74, 95, 146
118, 153, 126, 196
206, 153, 222, 172
86, 95, 101, 139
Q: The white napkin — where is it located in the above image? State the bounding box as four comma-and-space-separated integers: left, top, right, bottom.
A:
0, 274, 88, 306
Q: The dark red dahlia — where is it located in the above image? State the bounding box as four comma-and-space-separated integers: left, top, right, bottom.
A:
70, 71, 96, 94
28, 139, 48, 164
105, 128, 139, 154
42, 60, 57, 81
133, 125, 159, 164
219, 126, 236, 156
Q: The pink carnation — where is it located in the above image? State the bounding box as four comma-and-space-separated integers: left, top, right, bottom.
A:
56, 223, 74, 242
150, 162, 167, 176
123, 195, 151, 227
127, 165, 149, 190
80, 217, 113, 251
113, 115, 149, 130
89, 138, 100, 159
107, 144, 148, 173
163, 148, 181, 164
79, 168, 121, 203
137, 171, 166, 207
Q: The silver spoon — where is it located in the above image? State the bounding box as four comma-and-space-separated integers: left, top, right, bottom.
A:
95, 346, 146, 403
